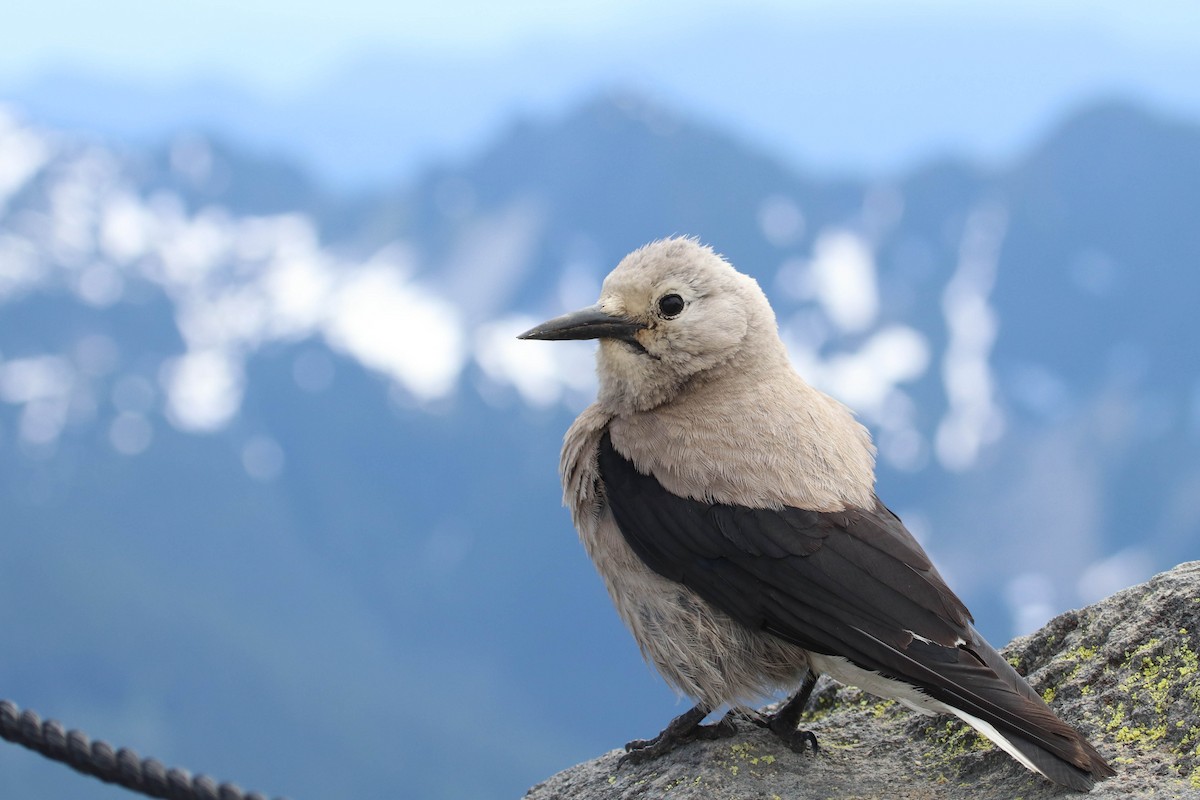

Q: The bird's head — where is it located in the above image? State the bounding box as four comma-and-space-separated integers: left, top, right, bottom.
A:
519, 237, 785, 413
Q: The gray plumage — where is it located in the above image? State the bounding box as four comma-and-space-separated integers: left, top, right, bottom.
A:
521, 237, 1114, 790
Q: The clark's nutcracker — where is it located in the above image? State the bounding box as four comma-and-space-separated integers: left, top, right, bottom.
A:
519, 237, 1114, 791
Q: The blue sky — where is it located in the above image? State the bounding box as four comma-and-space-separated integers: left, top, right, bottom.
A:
3, 1, 1198, 183
4, 0, 1197, 92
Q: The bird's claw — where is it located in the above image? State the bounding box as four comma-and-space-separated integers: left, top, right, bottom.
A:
746, 707, 820, 753
620, 708, 737, 765
773, 724, 820, 754
747, 673, 821, 754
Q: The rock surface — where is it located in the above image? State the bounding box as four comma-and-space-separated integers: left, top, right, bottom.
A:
525, 561, 1200, 799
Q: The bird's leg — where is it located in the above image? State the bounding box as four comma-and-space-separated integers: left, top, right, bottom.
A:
621, 703, 737, 764
754, 671, 820, 753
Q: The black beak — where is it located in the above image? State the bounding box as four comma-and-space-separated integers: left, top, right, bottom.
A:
518, 305, 647, 345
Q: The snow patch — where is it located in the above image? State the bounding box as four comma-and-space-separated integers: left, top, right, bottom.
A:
161, 349, 244, 433
0, 108, 51, 210
0, 355, 74, 404
808, 229, 879, 334
790, 325, 929, 413
325, 265, 465, 402
474, 315, 596, 407
936, 205, 1006, 472
784, 322, 930, 460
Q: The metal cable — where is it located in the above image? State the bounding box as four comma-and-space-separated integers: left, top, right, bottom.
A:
0, 699, 288, 800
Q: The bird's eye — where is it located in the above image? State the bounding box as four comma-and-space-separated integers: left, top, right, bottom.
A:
657, 294, 685, 318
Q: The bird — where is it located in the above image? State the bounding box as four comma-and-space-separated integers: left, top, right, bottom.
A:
518, 237, 1115, 791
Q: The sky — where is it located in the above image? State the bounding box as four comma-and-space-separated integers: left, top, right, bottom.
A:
4, 0, 1198, 93
4, 0, 1198, 186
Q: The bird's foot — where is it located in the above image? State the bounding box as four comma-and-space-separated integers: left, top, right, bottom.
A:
621, 705, 737, 765
758, 713, 819, 754
752, 672, 820, 754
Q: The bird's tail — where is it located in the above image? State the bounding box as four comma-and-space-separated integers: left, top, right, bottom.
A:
944, 705, 1111, 792
950, 628, 1116, 791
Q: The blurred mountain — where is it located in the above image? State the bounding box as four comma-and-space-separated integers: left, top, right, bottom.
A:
0, 94, 1197, 800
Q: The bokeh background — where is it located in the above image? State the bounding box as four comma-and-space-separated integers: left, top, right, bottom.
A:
1, 2, 1198, 798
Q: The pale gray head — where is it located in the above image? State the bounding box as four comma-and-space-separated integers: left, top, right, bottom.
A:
519, 237, 786, 413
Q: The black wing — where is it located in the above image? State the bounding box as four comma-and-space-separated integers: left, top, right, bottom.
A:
597, 431, 1112, 786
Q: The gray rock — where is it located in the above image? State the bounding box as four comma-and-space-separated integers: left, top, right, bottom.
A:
525, 561, 1200, 799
